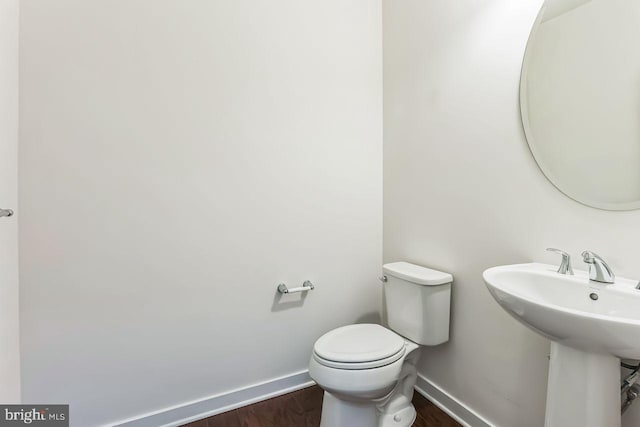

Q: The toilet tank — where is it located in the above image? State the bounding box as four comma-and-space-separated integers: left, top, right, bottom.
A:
382, 262, 452, 346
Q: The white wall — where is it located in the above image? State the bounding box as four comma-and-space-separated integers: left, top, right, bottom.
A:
0, 0, 20, 403
383, 1, 640, 426
19, 1, 382, 425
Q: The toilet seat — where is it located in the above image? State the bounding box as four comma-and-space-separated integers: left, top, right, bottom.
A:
312, 324, 406, 370
313, 347, 405, 370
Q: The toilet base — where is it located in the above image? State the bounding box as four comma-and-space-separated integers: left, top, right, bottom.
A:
318, 391, 416, 427
319, 392, 378, 427
378, 403, 416, 427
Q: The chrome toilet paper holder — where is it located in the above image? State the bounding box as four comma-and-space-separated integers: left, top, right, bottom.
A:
277, 280, 314, 294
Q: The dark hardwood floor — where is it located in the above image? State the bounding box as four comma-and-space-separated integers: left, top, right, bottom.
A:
181, 385, 461, 427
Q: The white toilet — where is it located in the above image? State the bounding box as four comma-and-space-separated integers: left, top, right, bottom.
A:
309, 261, 452, 427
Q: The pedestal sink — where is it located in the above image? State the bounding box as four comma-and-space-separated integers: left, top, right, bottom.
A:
483, 263, 640, 427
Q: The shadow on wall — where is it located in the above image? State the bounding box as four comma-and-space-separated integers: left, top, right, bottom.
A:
271, 285, 312, 312
355, 312, 382, 325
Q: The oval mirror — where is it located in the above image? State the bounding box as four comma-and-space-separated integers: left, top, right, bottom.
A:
520, 0, 640, 210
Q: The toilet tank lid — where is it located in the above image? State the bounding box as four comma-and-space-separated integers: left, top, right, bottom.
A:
383, 262, 453, 286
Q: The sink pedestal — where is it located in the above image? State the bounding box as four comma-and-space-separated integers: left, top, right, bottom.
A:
545, 342, 620, 427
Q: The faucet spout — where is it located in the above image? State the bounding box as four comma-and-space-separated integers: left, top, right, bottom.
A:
581, 251, 615, 284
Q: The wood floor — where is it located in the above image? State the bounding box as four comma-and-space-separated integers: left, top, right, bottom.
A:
181, 385, 461, 427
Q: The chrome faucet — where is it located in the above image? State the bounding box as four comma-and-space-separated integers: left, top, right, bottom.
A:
547, 248, 573, 275
581, 251, 615, 284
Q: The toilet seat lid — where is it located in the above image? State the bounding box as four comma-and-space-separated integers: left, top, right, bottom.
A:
313, 324, 405, 363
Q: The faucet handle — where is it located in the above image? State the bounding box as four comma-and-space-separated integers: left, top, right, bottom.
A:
547, 248, 574, 275
581, 250, 596, 263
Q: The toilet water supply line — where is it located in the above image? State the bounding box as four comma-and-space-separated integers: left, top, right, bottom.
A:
621, 362, 640, 414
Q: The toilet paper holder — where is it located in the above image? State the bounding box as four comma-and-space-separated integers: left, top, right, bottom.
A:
277, 280, 315, 294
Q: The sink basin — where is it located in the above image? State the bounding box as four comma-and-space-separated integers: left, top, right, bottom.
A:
483, 263, 640, 359
483, 262, 640, 427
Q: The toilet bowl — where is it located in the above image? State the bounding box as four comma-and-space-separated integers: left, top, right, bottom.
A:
309, 324, 421, 427
309, 262, 453, 427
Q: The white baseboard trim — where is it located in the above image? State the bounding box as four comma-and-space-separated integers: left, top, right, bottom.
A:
415, 374, 493, 427
110, 370, 314, 427
108, 370, 489, 427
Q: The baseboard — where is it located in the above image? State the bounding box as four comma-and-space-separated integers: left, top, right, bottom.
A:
415, 374, 493, 427
108, 370, 488, 427
109, 370, 314, 427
